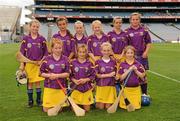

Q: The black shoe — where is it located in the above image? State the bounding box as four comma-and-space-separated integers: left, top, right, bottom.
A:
27, 100, 33, 108
36, 100, 42, 107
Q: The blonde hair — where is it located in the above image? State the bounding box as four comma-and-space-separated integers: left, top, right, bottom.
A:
130, 12, 141, 20
74, 20, 84, 27
76, 44, 88, 58
100, 42, 112, 50
29, 19, 40, 27
77, 44, 88, 53
113, 16, 122, 24
124, 45, 136, 55
91, 20, 102, 29
91, 20, 104, 34
51, 38, 63, 48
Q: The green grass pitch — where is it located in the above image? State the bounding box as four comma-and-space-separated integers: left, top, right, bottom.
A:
0, 43, 180, 121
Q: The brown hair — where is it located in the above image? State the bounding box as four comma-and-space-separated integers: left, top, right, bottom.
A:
124, 45, 136, 55
56, 17, 68, 25
56, 17, 73, 38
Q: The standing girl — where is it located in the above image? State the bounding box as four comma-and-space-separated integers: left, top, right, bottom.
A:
95, 42, 117, 109
53, 17, 75, 60
40, 38, 70, 113
70, 44, 95, 111
108, 17, 128, 93
118, 45, 145, 110
125, 12, 151, 95
74, 20, 88, 46
108, 17, 127, 65
88, 20, 109, 65
19, 19, 48, 107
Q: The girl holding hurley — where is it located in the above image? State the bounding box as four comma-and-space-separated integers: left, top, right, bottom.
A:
40, 38, 70, 112
95, 42, 117, 109
70, 44, 95, 111
19, 19, 48, 107
118, 46, 145, 110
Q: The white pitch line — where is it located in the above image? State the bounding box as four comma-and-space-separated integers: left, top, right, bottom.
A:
148, 70, 180, 83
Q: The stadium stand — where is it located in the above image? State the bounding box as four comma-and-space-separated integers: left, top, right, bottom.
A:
24, 0, 180, 43
0, 6, 21, 43
32, 0, 180, 23
148, 24, 180, 42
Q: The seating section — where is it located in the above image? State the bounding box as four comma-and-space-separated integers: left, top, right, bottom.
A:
39, 23, 180, 43
0, 6, 21, 42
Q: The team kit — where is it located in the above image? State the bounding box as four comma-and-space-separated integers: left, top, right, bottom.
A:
16, 12, 151, 116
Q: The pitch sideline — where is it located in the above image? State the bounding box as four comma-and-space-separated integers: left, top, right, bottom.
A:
148, 70, 180, 83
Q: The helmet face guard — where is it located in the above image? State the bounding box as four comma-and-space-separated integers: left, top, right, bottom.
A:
16, 70, 28, 85
141, 94, 150, 106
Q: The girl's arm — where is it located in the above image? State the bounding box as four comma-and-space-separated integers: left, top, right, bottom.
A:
69, 52, 75, 60
134, 66, 146, 80
41, 73, 69, 80
97, 71, 116, 79
55, 73, 70, 79
40, 73, 51, 78
79, 78, 91, 84
120, 67, 133, 81
71, 78, 81, 85
19, 62, 25, 70
142, 43, 151, 58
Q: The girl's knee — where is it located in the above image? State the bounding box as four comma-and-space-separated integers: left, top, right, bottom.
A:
43, 107, 49, 112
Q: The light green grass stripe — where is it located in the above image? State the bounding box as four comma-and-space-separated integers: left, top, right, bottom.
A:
148, 70, 180, 83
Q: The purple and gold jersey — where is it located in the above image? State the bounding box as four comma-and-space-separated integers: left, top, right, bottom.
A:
119, 60, 145, 87
88, 34, 109, 56
40, 55, 69, 89
125, 26, 151, 55
95, 59, 116, 86
74, 34, 88, 46
108, 30, 128, 54
53, 31, 75, 57
70, 59, 95, 93
20, 34, 48, 61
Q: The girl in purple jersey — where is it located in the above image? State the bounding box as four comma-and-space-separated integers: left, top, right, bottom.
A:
19, 19, 48, 107
118, 45, 145, 109
53, 17, 75, 60
40, 38, 70, 113
108, 17, 128, 94
74, 21, 88, 54
74, 21, 88, 45
126, 12, 151, 95
88, 20, 109, 65
95, 42, 117, 109
108, 17, 127, 64
70, 44, 95, 111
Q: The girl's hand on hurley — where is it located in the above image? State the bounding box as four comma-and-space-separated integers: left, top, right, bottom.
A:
49, 73, 58, 80
109, 71, 116, 77
129, 65, 137, 71
79, 79, 87, 84
74, 79, 81, 85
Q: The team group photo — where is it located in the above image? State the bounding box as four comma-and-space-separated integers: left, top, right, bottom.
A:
0, 0, 180, 121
